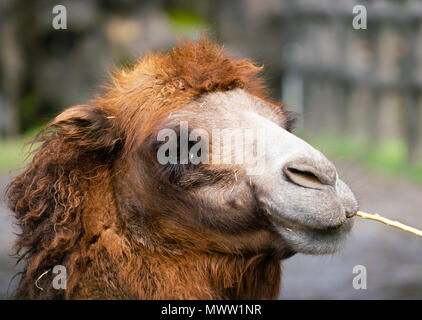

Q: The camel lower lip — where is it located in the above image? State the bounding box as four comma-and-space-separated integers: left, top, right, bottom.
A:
267, 209, 349, 234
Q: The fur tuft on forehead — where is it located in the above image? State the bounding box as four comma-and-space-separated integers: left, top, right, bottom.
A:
164, 38, 266, 96
95, 37, 271, 153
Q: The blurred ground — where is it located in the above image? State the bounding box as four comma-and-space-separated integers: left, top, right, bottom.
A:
0, 160, 421, 299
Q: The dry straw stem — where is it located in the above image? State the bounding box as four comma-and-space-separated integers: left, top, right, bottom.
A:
356, 211, 422, 238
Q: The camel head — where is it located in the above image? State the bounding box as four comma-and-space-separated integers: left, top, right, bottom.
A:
106, 41, 358, 260
7, 38, 358, 299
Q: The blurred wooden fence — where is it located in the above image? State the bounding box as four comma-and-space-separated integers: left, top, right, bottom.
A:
279, 0, 422, 163
2, 0, 422, 164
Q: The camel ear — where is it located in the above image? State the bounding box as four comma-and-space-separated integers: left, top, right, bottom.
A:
50, 105, 120, 153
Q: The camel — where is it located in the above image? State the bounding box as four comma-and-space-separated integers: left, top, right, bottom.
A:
6, 38, 358, 299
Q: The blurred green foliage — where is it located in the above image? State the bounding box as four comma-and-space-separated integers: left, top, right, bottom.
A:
0, 124, 44, 175
167, 9, 208, 33
305, 134, 422, 183
0, 137, 32, 175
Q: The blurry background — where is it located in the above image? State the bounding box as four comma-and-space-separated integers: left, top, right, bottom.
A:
0, 0, 421, 299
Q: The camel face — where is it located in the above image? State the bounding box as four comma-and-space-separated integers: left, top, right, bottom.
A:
148, 88, 358, 256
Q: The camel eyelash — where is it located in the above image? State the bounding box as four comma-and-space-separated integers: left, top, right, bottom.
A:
283, 110, 298, 132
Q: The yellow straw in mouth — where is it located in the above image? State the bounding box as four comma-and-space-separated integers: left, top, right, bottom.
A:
356, 211, 422, 238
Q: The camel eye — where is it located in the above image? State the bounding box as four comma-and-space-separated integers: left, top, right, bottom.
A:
155, 138, 203, 185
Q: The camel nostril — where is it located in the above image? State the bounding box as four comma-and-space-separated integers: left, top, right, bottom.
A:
283, 159, 337, 190
285, 168, 324, 189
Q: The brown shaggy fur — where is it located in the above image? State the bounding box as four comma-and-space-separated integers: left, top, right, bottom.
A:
6, 38, 293, 299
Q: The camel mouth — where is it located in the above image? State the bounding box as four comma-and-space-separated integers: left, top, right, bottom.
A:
254, 174, 358, 249
260, 203, 354, 255
275, 213, 353, 255
265, 205, 351, 234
